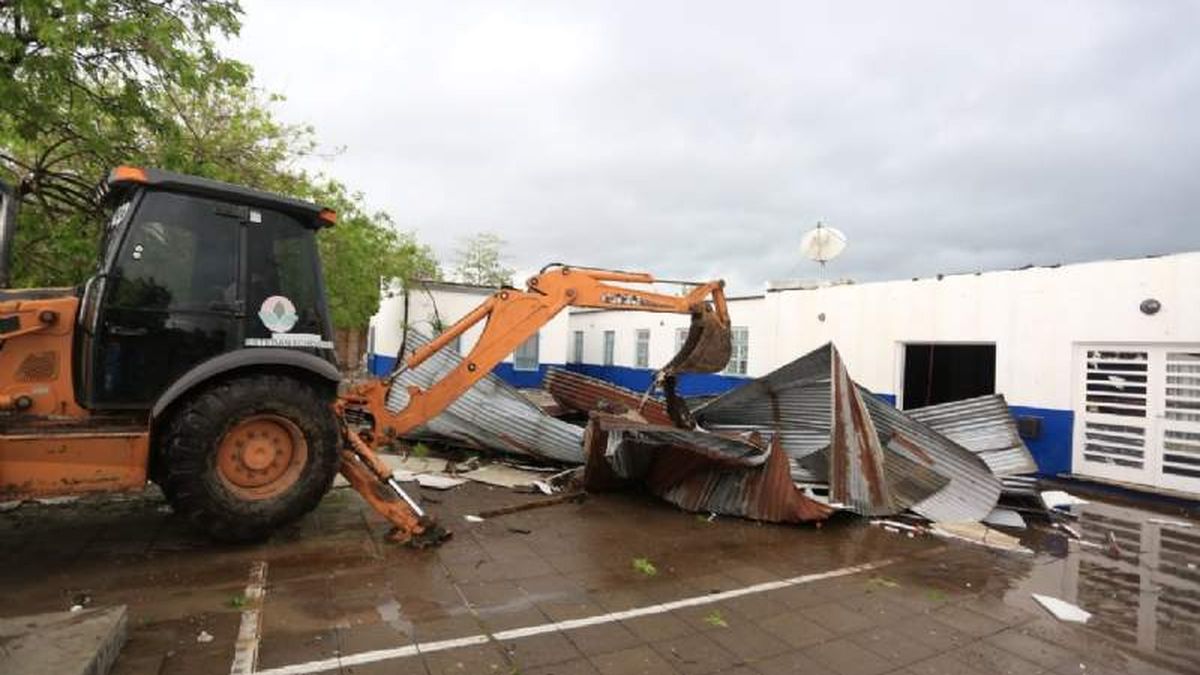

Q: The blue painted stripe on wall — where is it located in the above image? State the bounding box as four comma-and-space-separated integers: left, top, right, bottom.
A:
367, 352, 562, 389
1008, 405, 1074, 477
562, 363, 749, 397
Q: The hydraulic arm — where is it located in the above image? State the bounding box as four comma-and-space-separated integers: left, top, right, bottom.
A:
336, 265, 731, 545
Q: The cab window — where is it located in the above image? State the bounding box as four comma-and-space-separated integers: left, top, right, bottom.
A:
245, 210, 324, 336
109, 192, 238, 311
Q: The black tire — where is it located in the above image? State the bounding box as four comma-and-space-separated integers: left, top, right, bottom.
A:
159, 374, 340, 543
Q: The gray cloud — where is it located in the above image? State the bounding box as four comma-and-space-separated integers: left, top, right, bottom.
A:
229, 0, 1200, 294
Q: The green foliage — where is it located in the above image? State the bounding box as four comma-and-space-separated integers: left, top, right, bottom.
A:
227, 594, 246, 609
0, 0, 437, 329
632, 557, 658, 577
702, 610, 728, 628
454, 232, 513, 287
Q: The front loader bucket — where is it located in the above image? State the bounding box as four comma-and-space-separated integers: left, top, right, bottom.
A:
661, 303, 732, 375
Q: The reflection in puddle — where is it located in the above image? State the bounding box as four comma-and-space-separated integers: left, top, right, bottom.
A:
1011, 500, 1199, 672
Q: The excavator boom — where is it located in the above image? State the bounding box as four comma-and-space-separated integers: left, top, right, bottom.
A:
336, 265, 731, 545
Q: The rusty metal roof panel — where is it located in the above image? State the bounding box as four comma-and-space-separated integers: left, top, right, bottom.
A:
386, 332, 585, 463
829, 346, 894, 515
866, 396, 1002, 522
544, 368, 673, 425
905, 395, 1038, 476
695, 345, 833, 461
584, 414, 832, 523
695, 343, 995, 520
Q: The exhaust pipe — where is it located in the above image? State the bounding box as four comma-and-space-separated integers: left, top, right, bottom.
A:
0, 179, 15, 288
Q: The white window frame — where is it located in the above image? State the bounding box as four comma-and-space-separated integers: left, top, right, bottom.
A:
635, 329, 650, 368
725, 326, 749, 375
513, 332, 539, 372
571, 330, 584, 364
603, 330, 615, 366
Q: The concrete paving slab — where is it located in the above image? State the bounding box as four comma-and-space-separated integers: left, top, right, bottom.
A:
0, 605, 127, 675
0, 482, 1196, 675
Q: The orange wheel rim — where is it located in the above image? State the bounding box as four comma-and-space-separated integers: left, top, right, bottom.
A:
216, 414, 308, 500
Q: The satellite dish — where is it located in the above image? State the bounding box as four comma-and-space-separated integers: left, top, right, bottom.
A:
800, 222, 847, 266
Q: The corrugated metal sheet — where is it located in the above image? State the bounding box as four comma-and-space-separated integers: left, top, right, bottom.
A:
829, 346, 893, 515
544, 368, 673, 425
583, 414, 832, 523
696, 342, 999, 521
866, 396, 1001, 522
386, 332, 584, 463
905, 394, 1039, 476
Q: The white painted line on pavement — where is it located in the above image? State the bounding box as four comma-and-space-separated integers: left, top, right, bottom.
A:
254, 556, 898, 675
230, 561, 269, 675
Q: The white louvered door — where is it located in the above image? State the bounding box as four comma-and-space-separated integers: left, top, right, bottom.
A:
1074, 345, 1200, 495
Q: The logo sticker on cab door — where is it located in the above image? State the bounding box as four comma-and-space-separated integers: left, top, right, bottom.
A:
258, 295, 298, 333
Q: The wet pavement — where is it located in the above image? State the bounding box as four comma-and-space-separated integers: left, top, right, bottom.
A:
1, 482, 1197, 675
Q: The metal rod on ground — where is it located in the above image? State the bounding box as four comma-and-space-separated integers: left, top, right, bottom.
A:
476, 492, 586, 519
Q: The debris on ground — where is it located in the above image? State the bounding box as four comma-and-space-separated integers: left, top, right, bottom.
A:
1032, 594, 1092, 623
196, 630, 213, 643
631, 557, 658, 576
583, 414, 833, 523
459, 464, 546, 489
463, 515, 485, 523
411, 474, 467, 490
475, 492, 586, 519
982, 507, 1027, 529
703, 610, 728, 628
1041, 490, 1089, 511
930, 521, 1032, 555
693, 343, 1018, 522
372, 338, 1059, 548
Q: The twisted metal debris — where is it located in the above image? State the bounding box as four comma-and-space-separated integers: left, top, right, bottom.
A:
583, 414, 833, 523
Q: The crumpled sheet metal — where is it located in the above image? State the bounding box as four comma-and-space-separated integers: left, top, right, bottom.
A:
829, 346, 893, 515
544, 368, 673, 425
862, 393, 1001, 522
905, 394, 1038, 476
694, 344, 834, 462
583, 415, 832, 523
696, 342, 1001, 522
386, 332, 584, 463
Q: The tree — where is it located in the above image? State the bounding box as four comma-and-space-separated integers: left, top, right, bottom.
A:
313, 181, 440, 329
0, 0, 437, 329
1, 0, 247, 285
454, 232, 514, 287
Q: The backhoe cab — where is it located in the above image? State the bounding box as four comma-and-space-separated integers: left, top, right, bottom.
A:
0, 167, 343, 542
0, 167, 732, 546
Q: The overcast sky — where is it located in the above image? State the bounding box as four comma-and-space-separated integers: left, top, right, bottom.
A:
228, 1, 1200, 294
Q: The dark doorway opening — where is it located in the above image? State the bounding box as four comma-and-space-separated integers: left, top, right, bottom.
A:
902, 343, 996, 410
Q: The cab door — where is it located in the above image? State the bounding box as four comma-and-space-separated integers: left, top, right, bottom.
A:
85, 191, 242, 408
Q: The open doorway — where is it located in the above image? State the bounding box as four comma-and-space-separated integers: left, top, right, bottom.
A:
902, 343, 996, 409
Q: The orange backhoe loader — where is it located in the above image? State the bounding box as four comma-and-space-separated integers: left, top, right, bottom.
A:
0, 167, 731, 545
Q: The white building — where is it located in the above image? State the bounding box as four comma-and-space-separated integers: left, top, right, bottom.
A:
368, 279, 570, 388
370, 252, 1200, 497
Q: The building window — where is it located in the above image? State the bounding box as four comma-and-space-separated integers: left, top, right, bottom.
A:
572, 330, 584, 363
603, 330, 615, 366
635, 329, 650, 368
514, 333, 539, 371
675, 327, 689, 353
725, 326, 749, 375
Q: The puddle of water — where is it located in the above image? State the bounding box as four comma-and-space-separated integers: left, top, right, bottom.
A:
376, 597, 414, 636
1009, 499, 1200, 672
